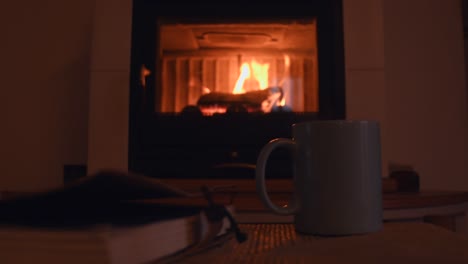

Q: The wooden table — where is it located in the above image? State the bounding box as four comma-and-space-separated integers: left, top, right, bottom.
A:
158, 179, 468, 233
229, 192, 468, 233
183, 222, 468, 263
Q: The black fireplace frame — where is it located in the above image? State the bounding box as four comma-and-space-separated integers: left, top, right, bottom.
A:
128, 0, 346, 178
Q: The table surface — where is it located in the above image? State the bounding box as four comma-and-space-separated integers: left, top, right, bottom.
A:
162, 179, 468, 210
182, 222, 468, 263
151, 191, 468, 211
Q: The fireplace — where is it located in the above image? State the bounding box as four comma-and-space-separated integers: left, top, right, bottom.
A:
128, 0, 345, 179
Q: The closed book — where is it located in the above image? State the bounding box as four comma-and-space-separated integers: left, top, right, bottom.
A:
0, 170, 243, 264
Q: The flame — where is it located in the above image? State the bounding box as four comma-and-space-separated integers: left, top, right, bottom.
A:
232, 59, 269, 94
199, 55, 293, 115
251, 60, 269, 89
279, 98, 286, 106
202, 87, 211, 94
232, 63, 251, 94
284, 54, 290, 68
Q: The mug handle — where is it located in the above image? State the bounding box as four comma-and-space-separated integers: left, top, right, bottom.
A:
256, 138, 300, 215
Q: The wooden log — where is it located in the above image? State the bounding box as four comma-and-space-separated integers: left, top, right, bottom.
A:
197, 87, 283, 109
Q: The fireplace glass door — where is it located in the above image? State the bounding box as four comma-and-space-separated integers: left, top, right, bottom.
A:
154, 19, 318, 116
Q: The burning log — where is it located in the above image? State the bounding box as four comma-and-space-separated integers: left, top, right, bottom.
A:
197, 87, 283, 113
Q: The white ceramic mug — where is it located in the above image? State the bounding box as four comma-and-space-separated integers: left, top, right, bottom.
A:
256, 120, 382, 235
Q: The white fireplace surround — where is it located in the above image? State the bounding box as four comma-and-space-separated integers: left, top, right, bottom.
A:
87, 0, 468, 190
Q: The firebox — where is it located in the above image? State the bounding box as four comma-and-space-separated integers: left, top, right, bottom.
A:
129, 0, 345, 179
157, 20, 318, 115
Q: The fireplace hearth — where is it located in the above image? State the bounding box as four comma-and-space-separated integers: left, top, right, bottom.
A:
129, 0, 345, 179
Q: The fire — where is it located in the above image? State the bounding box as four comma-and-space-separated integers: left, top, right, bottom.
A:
197, 55, 292, 115
279, 98, 286, 106
232, 59, 269, 94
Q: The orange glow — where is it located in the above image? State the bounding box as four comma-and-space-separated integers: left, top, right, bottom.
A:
284, 54, 290, 68
279, 54, 290, 107
201, 106, 226, 116
202, 87, 211, 94
232, 59, 269, 94
279, 98, 286, 106
140, 65, 151, 88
